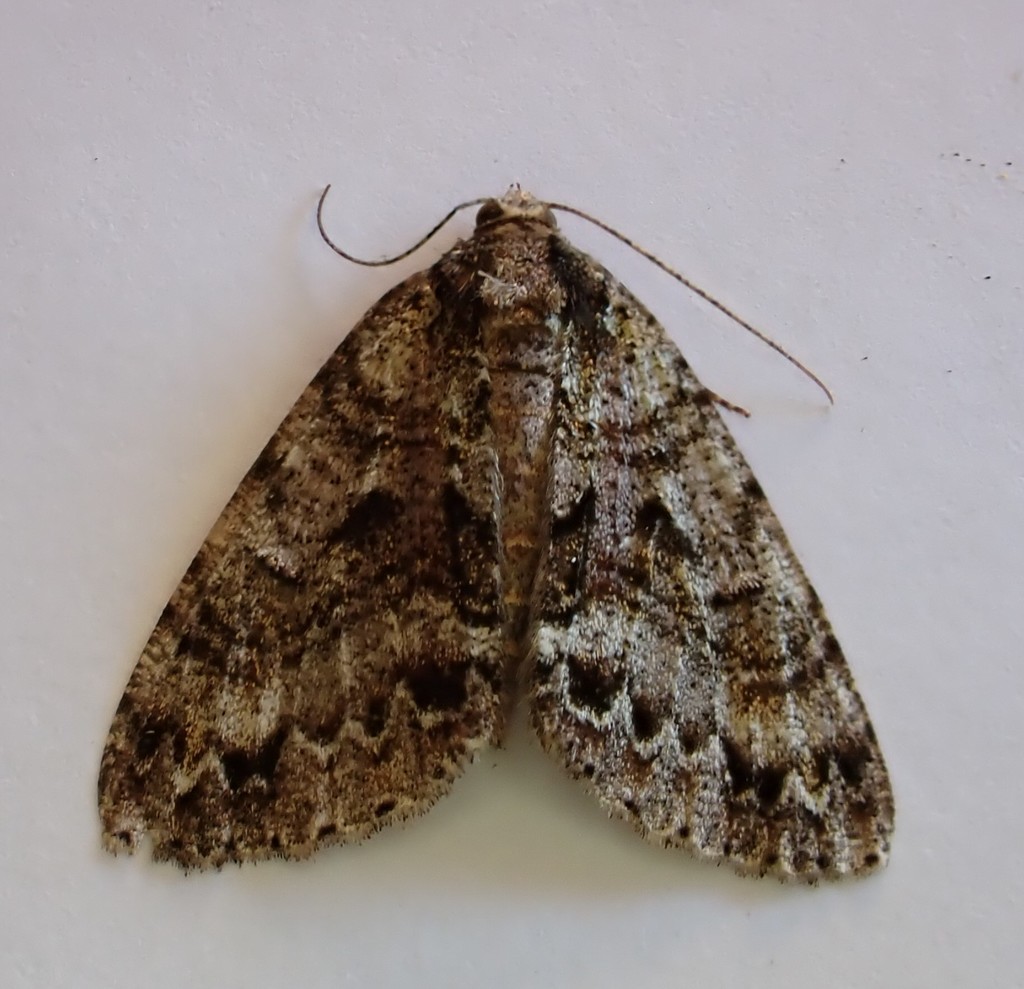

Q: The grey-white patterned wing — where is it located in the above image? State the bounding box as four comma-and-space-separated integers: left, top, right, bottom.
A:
528, 257, 894, 881
99, 272, 508, 867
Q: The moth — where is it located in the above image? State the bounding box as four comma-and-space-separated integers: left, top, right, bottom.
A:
98, 186, 894, 880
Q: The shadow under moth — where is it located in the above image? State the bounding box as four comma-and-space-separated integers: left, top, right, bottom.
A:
98, 186, 893, 880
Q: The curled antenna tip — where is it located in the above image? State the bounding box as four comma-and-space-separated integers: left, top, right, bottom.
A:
316, 183, 487, 268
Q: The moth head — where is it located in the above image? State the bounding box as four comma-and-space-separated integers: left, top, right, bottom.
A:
475, 186, 558, 230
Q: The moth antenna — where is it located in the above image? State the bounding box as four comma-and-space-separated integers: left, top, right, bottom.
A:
548, 201, 834, 405
317, 185, 488, 267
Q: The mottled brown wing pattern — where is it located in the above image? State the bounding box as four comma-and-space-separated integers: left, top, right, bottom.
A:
98, 272, 508, 867
528, 244, 894, 880
100, 187, 892, 880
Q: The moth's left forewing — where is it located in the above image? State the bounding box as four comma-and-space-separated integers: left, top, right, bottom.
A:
528, 245, 893, 881
99, 268, 509, 867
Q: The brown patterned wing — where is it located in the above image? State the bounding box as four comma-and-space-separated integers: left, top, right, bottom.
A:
528, 257, 894, 881
99, 271, 508, 867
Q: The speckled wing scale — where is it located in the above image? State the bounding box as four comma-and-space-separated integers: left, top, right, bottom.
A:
98, 188, 894, 879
